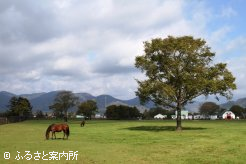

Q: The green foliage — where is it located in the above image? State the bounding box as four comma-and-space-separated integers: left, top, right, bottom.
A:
49, 102, 64, 118
135, 35, 236, 130
143, 107, 175, 119
35, 110, 45, 118
49, 91, 78, 120
230, 105, 246, 118
77, 100, 98, 119
105, 105, 140, 120
7, 96, 32, 117
199, 102, 220, 116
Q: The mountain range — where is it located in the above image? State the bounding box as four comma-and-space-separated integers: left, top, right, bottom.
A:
0, 91, 154, 114
1, 91, 246, 114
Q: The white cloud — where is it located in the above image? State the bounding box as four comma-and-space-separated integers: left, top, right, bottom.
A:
31, 35, 82, 56
220, 6, 237, 18
17, 70, 41, 81
0, 0, 245, 100
226, 56, 246, 100
225, 37, 246, 53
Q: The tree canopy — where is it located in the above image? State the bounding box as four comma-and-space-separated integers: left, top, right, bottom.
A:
105, 105, 140, 120
8, 96, 32, 117
230, 105, 245, 118
49, 91, 78, 121
199, 102, 220, 116
135, 36, 236, 130
77, 100, 98, 119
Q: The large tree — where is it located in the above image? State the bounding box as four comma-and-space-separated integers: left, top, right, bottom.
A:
199, 102, 220, 117
77, 100, 98, 119
8, 96, 32, 117
135, 36, 236, 130
230, 105, 245, 119
105, 105, 140, 120
49, 91, 78, 122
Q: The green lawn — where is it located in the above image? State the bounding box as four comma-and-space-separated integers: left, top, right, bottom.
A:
0, 119, 246, 164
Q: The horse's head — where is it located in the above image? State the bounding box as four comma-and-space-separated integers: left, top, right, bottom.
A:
45, 132, 49, 140
45, 124, 54, 140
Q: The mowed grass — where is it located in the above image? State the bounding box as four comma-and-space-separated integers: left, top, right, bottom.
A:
0, 119, 246, 164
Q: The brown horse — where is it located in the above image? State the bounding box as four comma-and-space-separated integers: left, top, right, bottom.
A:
46, 123, 70, 140
80, 120, 85, 127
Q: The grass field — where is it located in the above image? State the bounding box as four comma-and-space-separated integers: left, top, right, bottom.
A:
0, 119, 246, 164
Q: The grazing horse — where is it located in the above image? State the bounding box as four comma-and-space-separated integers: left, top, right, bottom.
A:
46, 123, 70, 140
80, 120, 85, 127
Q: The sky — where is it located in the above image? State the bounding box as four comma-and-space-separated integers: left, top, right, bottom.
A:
0, 0, 246, 101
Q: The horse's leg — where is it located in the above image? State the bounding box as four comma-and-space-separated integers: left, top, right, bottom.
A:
51, 131, 54, 139
52, 131, 56, 139
63, 130, 65, 140
64, 130, 68, 139
64, 129, 68, 139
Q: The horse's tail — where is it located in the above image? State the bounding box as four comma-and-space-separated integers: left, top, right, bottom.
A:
66, 125, 70, 137
45, 124, 54, 140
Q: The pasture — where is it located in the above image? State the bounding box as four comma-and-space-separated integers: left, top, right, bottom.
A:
0, 119, 246, 164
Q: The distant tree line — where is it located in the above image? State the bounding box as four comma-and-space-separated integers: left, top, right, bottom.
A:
105, 105, 140, 120
2, 91, 246, 121
142, 107, 175, 119
199, 102, 246, 119
230, 105, 246, 118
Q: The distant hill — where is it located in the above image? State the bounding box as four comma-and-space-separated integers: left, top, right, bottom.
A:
1, 90, 246, 114
123, 97, 155, 109
0, 91, 15, 112
20, 93, 46, 100
235, 98, 246, 107
75, 93, 95, 102
220, 101, 236, 110
220, 98, 246, 110
30, 91, 61, 112
95, 94, 121, 110
0, 91, 155, 114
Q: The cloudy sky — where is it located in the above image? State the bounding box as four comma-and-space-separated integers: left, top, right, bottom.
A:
0, 0, 246, 101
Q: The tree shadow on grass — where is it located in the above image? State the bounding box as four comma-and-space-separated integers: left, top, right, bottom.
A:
125, 126, 207, 132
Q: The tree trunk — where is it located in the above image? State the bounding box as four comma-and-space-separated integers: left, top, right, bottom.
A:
176, 102, 182, 131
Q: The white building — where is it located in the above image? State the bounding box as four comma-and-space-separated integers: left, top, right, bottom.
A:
95, 114, 105, 119
154, 114, 167, 119
76, 115, 85, 119
209, 115, 218, 120
222, 111, 235, 119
